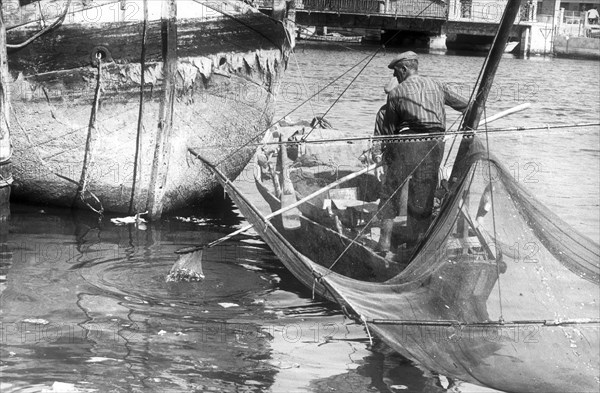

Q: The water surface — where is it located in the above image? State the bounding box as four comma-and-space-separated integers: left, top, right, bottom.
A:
1, 43, 599, 392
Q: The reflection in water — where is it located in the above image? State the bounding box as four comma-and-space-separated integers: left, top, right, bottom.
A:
0, 203, 450, 392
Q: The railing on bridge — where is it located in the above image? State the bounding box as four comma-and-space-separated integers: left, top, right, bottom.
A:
257, 0, 536, 23
447, 0, 532, 23
258, 0, 447, 19
384, 0, 447, 19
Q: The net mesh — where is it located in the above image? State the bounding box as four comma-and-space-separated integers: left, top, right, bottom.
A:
316, 137, 599, 324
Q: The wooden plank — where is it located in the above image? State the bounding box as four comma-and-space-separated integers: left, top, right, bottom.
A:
7, 14, 285, 75
1, 4, 12, 218
146, 0, 177, 220
128, 0, 148, 215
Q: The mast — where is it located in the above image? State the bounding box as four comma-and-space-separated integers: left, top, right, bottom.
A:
450, 0, 523, 183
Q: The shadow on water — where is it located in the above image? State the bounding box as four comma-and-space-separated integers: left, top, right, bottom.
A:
0, 202, 454, 392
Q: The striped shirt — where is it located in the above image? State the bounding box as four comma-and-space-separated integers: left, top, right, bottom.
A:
381, 75, 469, 135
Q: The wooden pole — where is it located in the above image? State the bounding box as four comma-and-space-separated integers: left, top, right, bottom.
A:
146, 0, 177, 220
129, 0, 149, 215
1, 5, 12, 223
272, 0, 286, 21
0, 5, 13, 297
450, 0, 523, 184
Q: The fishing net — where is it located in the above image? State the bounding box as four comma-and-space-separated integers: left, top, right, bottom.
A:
218, 134, 599, 390
313, 136, 599, 324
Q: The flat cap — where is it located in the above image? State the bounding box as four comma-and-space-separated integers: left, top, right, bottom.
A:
387, 51, 418, 69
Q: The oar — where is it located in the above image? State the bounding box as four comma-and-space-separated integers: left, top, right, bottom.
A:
479, 103, 531, 126
167, 161, 381, 281
442, 103, 532, 162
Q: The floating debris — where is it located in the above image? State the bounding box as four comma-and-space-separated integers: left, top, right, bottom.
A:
22, 318, 49, 325
41, 382, 79, 392
166, 267, 205, 282
239, 263, 262, 271
110, 212, 148, 229
218, 302, 239, 308
85, 357, 122, 363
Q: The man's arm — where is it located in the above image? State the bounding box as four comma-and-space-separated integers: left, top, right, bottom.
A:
381, 93, 400, 135
371, 105, 387, 163
442, 83, 470, 112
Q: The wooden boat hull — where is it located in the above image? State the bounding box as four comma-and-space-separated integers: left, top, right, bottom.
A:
5, 0, 292, 214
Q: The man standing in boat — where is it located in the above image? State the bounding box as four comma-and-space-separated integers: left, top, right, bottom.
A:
375, 51, 469, 253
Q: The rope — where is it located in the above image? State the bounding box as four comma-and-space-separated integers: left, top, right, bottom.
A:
441, 6, 510, 165
199, 122, 600, 150
214, 54, 371, 167
7, 0, 72, 49
215, 1, 439, 166
287, 35, 317, 121
361, 315, 373, 346
129, 0, 148, 215
301, 49, 381, 141
300, 2, 439, 143
75, 53, 104, 215
0, 174, 13, 188
192, 0, 284, 48
482, 105, 505, 323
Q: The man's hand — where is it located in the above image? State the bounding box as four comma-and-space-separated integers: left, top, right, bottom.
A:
375, 165, 385, 182
372, 154, 384, 182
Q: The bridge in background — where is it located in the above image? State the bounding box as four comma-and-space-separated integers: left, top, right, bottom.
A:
260, 0, 537, 50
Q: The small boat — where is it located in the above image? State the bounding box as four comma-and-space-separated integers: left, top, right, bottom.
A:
504, 40, 519, 53
195, 126, 600, 392
5, 0, 294, 217
298, 27, 362, 43
187, 0, 600, 388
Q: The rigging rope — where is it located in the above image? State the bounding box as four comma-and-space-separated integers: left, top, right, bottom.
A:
75, 52, 104, 215
214, 54, 372, 166
300, 49, 380, 142
7, 0, 72, 49
300, 2, 439, 142
482, 105, 505, 322
216, 1, 439, 166
202, 122, 600, 150
285, 29, 317, 121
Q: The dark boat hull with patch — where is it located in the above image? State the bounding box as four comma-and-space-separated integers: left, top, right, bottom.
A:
5, 0, 293, 214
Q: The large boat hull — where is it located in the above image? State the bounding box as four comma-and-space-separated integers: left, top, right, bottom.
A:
5, 0, 292, 215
